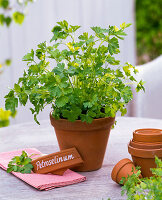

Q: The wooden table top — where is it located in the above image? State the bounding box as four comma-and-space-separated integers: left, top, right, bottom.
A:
0, 117, 162, 200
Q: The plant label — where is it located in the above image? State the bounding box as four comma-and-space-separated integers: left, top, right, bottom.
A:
31, 147, 83, 175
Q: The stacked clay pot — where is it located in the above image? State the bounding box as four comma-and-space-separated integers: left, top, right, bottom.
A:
128, 128, 162, 177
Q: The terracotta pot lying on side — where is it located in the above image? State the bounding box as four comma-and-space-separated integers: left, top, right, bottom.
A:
50, 113, 115, 172
111, 158, 142, 185
128, 144, 162, 177
130, 140, 162, 149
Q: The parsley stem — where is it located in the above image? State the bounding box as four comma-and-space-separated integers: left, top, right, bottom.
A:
68, 75, 74, 91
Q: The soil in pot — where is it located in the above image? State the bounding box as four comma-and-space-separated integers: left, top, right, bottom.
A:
128, 144, 162, 177
50, 113, 115, 172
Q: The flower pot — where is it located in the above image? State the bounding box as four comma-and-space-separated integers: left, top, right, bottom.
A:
111, 158, 141, 185
130, 140, 162, 149
133, 128, 162, 143
128, 144, 162, 177
50, 113, 115, 171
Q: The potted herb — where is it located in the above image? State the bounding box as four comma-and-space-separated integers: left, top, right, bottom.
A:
4, 20, 144, 171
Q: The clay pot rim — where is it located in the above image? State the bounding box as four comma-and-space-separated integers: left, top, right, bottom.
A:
133, 128, 162, 143
130, 140, 162, 149
132, 140, 162, 145
111, 158, 133, 183
128, 143, 162, 158
134, 128, 162, 135
50, 111, 115, 131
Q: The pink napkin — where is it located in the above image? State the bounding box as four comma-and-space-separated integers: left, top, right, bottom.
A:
0, 148, 86, 190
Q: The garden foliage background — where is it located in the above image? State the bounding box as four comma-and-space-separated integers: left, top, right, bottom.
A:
136, 0, 162, 64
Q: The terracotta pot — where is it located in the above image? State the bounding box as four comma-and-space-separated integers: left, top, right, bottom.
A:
111, 158, 141, 185
130, 140, 162, 149
128, 144, 162, 177
133, 128, 162, 143
50, 113, 115, 171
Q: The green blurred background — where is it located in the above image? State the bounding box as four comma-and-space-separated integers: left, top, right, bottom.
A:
136, 0, 162, 64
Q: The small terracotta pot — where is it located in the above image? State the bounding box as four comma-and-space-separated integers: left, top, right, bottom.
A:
130, 140, 162, 149
133, 128, 162, 143
128, 144, 162, 177
111, 158, 141, 185
50, 113, 115, 171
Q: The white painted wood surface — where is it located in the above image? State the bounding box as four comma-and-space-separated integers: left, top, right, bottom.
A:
0, 117, 162, 200
0, 0, 136, 125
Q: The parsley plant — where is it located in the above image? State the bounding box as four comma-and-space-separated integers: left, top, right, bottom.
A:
121, 156, 162, 200
7, 151, 33, 174
5, 20, 144, 124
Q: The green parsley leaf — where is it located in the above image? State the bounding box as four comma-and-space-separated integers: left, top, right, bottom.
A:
7, 151, 33, 174
22, 49, 34, 61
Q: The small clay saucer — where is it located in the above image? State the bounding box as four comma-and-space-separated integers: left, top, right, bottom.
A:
133, 129, 162, 143
111, 158, 141, 185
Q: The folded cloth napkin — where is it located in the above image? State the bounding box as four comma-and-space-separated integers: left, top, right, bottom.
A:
0, 148, 86, 190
